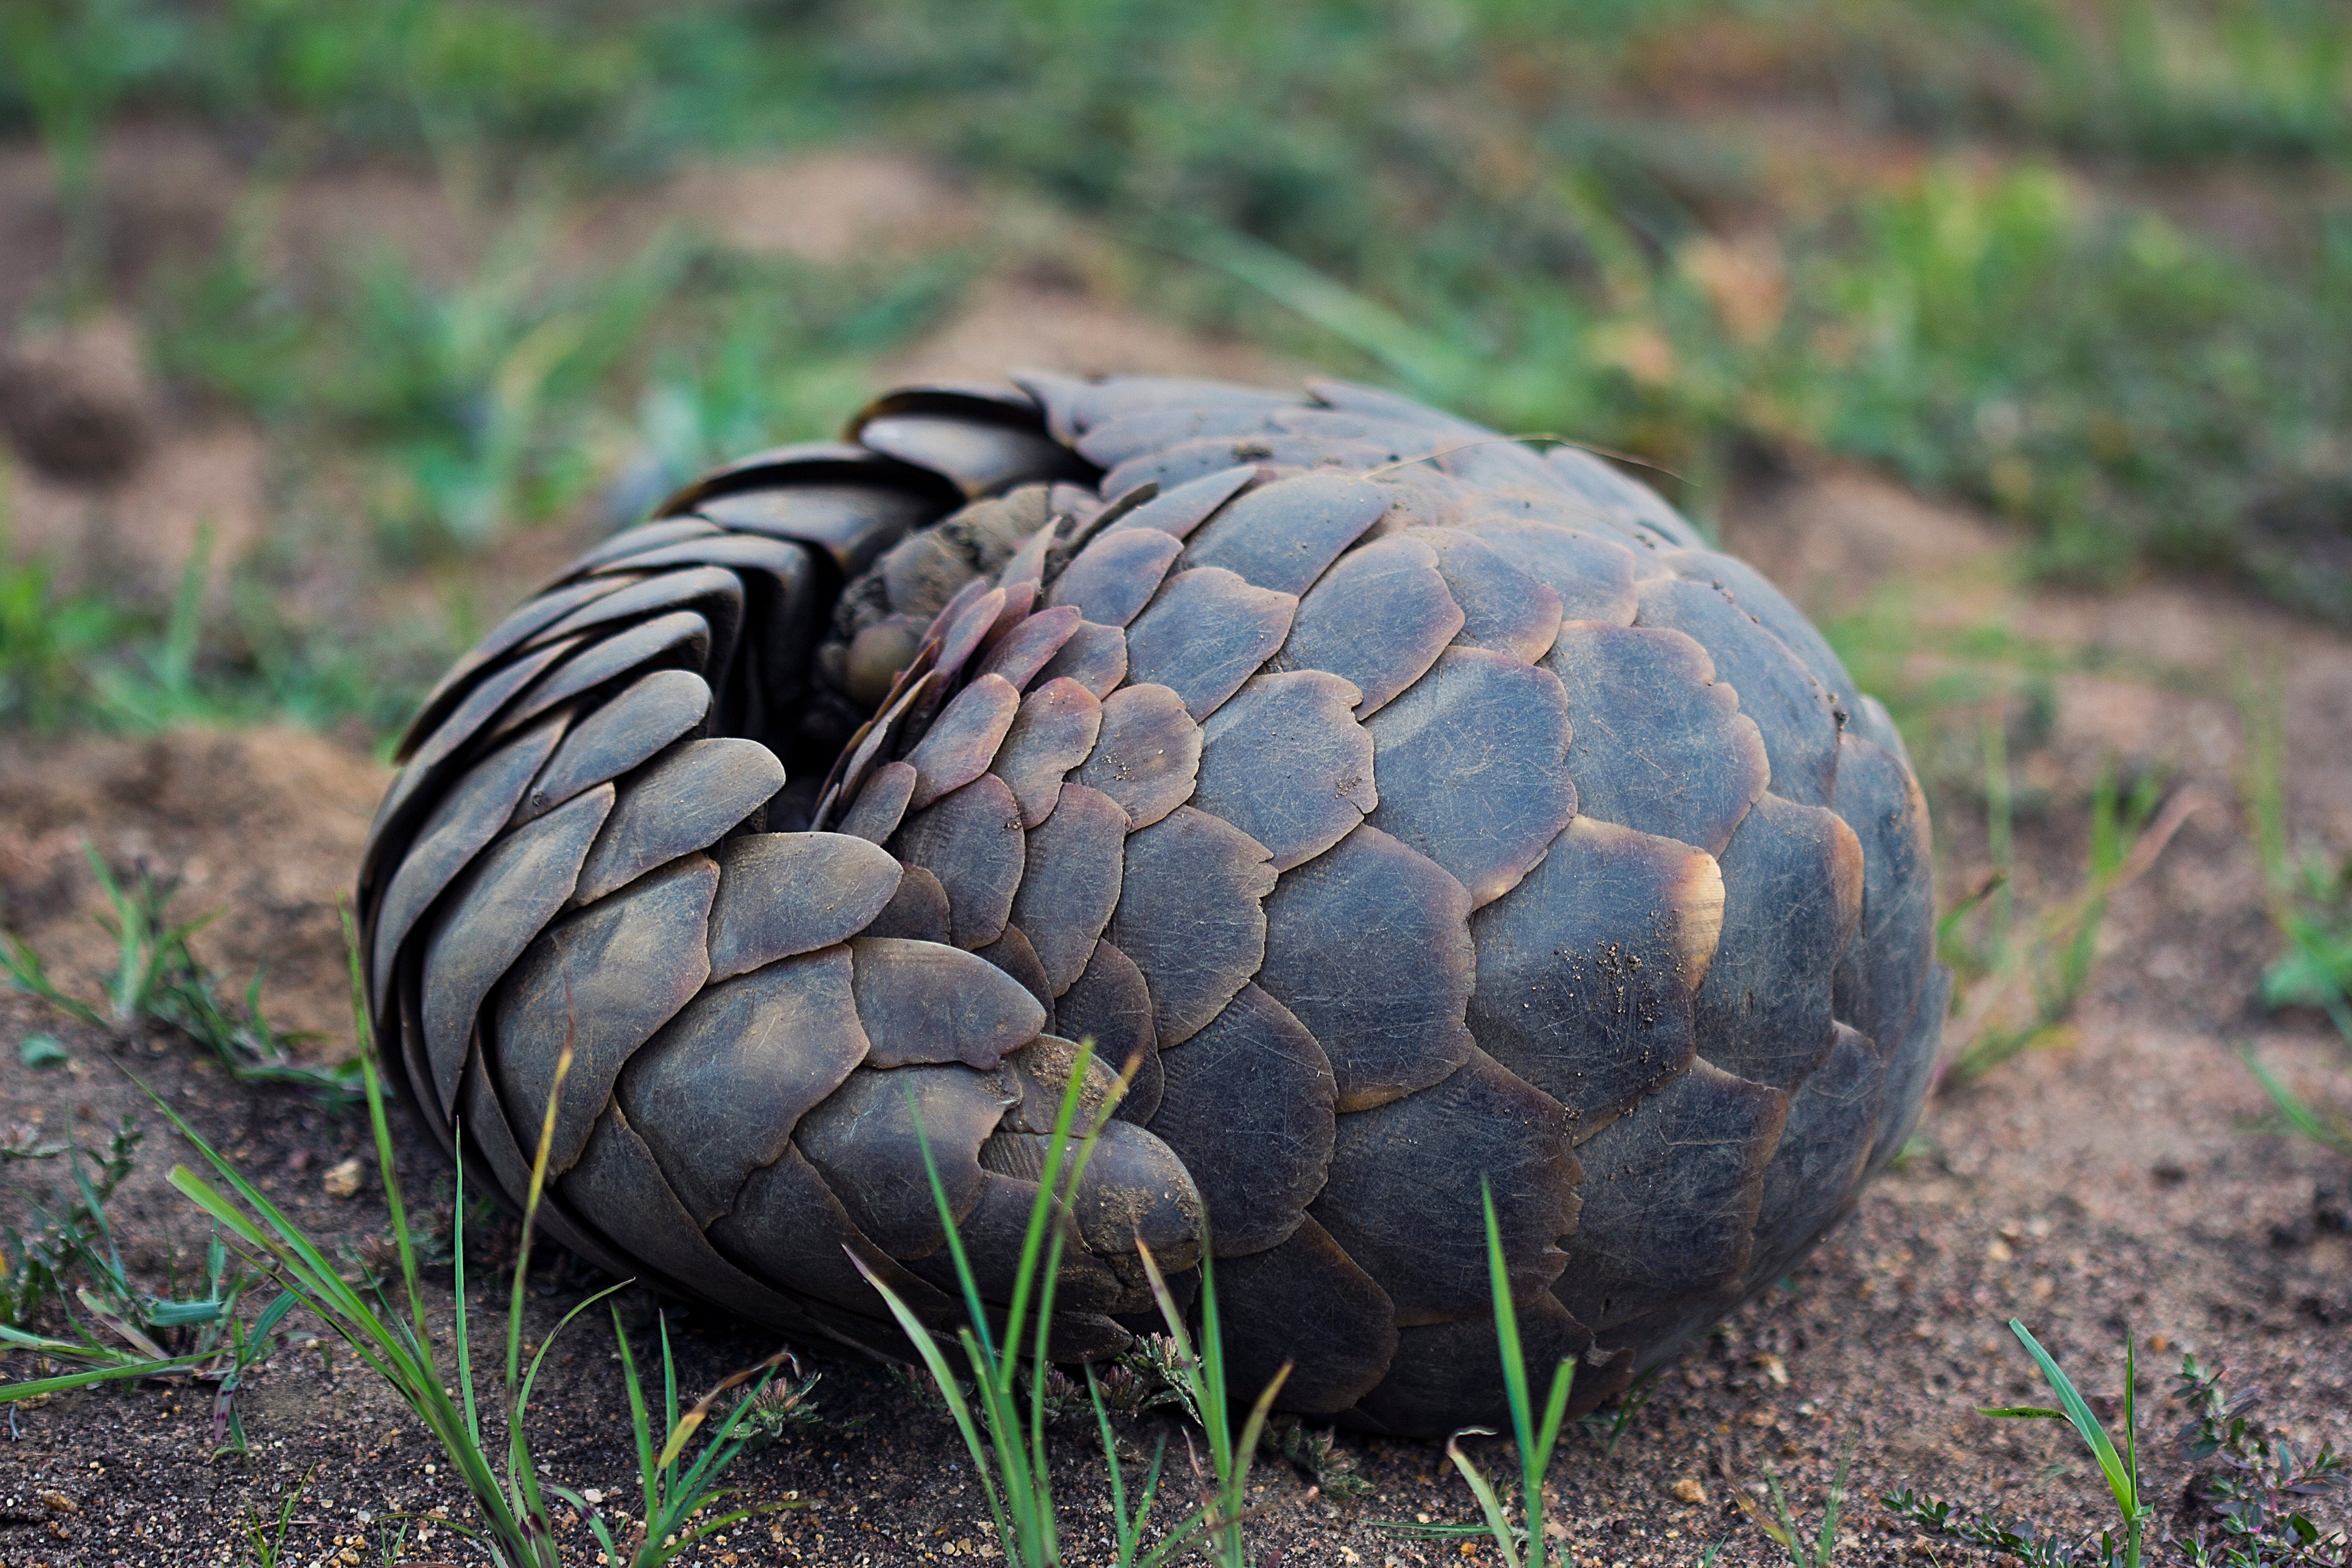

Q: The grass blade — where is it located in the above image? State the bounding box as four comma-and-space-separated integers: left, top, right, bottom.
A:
1442, 1427, 1522, 1568
2004, 1321, 2132, 1513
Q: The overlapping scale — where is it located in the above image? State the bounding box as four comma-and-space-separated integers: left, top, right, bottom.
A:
888, 774, 1026, 950
1214, 1217, 1396, 1415
1181, 474, 1387, 595
1830, 734, 1937, 1062
574, 738, 782, 906
1353, 1288, 1591, 1435
1312, 1048, 1581, 1324
490, 853, 718, 1174
1449, 516, 1639, 626
1257, 825, 1475, 1111
1109, 807, 1277, 1048
1124, 569, 1297, 721
1742, 1023, 1883, 1293
1147, 983, 1336, 1256
1276, 534, 1462, 718
419, 785, 615, 1119
1466, 816, 1724, 1133
1360, 648, 1576, 909
1069, 684, 1198, 830
1409, 528, 1560, 664
514, 669, 712, 826
993, 678, 1104, 827
369, 713, 568, 1017
1048, 527, 1185, 626
704, 832, 903, 981
1691, 793, 1864, 1090
1634, 576, 1843, 807
1006, 783, 1128, 993
1548, 1059, 1787, 1334
617, 948, 868, 1225
1193, 672, 1376, 872
1544, 621, 1768, 856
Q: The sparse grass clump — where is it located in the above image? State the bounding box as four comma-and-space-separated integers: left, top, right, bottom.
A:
2238, 677, 2352, 1153
2, 908, 802, 1562
0, 503, 437, 741
1891, 1323, 2349, 1567
1939, 755, 2197, 1088
2, 843, 362, 1102
1737, 1441, 1854, 1568
0, 1114, 295, 1446
152, 913, 799, 1567
1376, 1183, 1576, 1567
857, 1044, 1283, 1568
0, 531, 129, 730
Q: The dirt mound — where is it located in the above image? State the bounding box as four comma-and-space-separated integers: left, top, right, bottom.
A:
0, 726, 388, 1049
889, 274, 1298, 388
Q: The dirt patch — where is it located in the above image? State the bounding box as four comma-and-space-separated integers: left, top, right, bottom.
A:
0, 313, 157, 486
1721, 466, 2006, 612
887, 273, 1297, 388
617, 149, 984, 267
0, 127, 243, 334
264, 161, 481, 292
6, 422, 270, 608
0, 727, 389, 1048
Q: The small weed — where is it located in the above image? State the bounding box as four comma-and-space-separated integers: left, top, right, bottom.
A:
1264, 1415, 1369, 1502
1576, 1367, 1659, 1457
1886, 1489, 2120, 1568
1, 844, 362, 1102
2239, 676, 2352, 1044
1120, 1331, 1205, 1427
2174, 1352, 2349, 1564
859, 1042, 1283, 1568
1133, 1235, 1283, 1568
239, 1469, 312, 1568
1090, 1339, 1190, 1421
1735, 1439, 1855, 1568
1376, 1182, 1575, 1567
1891, 1337, 2349, 1566
1941, 757, 2198, 1089
2236, 674, 2352, 1154
371, 1515, 411, 1567
728, 1361, 823, 1449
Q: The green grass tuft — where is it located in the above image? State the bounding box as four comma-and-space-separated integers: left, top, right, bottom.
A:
856, 1041, 1285, 1568
1378, 1180, 1575, 1567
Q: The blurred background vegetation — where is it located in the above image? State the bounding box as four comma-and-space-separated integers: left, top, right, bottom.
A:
0, 0, 2347, 744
